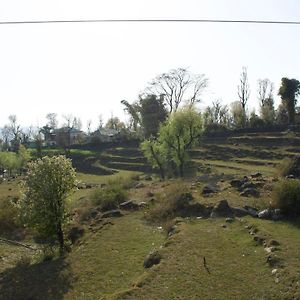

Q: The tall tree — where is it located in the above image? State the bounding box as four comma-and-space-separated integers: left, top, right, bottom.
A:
257, 79, 275, 124
121, 99, 141, 131
237, 67, 250, 127
143, 107, 203, 177
19, 156, 76, 254
46, 113, 58, 129
139, 94, 167, 138
278, 78, 300, 124
146, 68, 208, 113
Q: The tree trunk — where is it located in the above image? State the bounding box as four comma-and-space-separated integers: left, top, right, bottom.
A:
57, 222, 64, 255
179, 161, 184, 177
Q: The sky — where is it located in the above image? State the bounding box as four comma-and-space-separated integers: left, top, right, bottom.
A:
0, 0, 300, 131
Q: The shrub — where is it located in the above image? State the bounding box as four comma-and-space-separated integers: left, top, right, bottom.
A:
272, 179, 300, 216
145, 182, 192, 222
278, 157, 300, 177
90, 178, 129, 211
0, 197, 21, 234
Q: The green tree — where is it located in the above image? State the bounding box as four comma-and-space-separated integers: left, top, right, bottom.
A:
140, 94, 167, 138
141, 138, 167, 180
17, 144, 30, 170
278, 78, 300, 124
19, 156, 76, 254
143, 107, 203, 178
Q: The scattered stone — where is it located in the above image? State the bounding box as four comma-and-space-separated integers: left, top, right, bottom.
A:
266, 254, 280, 267
77, 183, 86, 189
232, 207, 249, 217
251, 172, 262, 178
210, 199, 233, 218
135, 182, 145, 189
241, 182, 256, 190
268, 240, 280, 247
147, 191, 154, 197
119, 200, 139, 210
202, 185, 218, 195
271, 269, 278, 275
249, 228, 258, 235
253, 235, 265, 245
143, 250, 162, 268
265, 246, 277, 253
243, 206, 259, 217
258, 209, 272, 219
230, 179, 243, 188
86, 183, 93, 189
240, 188, 260, 197
102, 210, 123, 218
138, 201, 147, 209
225, 217, 234, 223
275, 277, 280, 283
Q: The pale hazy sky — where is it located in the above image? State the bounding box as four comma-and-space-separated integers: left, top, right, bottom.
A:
0, 0, 300, 130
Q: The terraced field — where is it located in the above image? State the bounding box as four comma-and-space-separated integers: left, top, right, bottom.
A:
1, 130, 300, 299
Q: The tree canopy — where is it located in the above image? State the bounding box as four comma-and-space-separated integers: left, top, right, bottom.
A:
19, 155, 77, 254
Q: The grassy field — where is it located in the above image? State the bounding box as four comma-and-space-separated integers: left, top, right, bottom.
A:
1, 131, 300, 299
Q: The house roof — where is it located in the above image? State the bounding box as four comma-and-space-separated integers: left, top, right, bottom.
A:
92, 128, 119, 137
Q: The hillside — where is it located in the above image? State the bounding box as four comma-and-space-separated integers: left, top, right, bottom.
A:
0, 130, 300, 299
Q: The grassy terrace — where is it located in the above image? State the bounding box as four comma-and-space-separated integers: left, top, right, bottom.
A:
1, 131, 300, 299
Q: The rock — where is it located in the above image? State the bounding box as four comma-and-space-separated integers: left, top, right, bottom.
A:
253, 235, 265, 245
232, 207, 249, 217
266, 254, 280, 267
102, 210, 123, 218
143, 250, 162, 268
86, 183, 93, 189
230, 179, 243, 188
77, 183, 86, 189
221, 224, 227, 228
258, 209, 273, 219
135, 182, 145, 189
144, 175, 152, 181
68, 226, 84, 244
225, 217, 234, 223
243, 205, 259, 217
147, 191, 154, 197
268, 240, 280, 247
251, 172, 262, 178
271, 269, 278, 275
202, 185, 218, 195
272, 209, 283, 221
138, 201, 147, 209
210, 199, 233, 218
265, 246, 277, 253
241, 182, 256, 190
119, 200, 139, 210
240, 188, 260, 197
286, 174, 295, 179
249, 228, 258, 235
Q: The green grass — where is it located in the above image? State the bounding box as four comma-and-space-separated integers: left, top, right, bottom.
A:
118, 219, 284, 300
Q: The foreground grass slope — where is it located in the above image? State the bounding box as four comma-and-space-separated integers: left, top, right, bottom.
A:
1, 130, 300, 299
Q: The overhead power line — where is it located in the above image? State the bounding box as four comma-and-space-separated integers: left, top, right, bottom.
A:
0, 19, 300, 25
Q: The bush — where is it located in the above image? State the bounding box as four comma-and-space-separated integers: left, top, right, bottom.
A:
278, 157, 300, 177
0, 197, 21, 234
90, 177, 129, 211
272, 179, 300, 216
145, 182, 192, 222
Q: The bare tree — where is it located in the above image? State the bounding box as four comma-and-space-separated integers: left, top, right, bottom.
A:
147, 68, 208, 113
86, 119, 92, 135
237, 67, 250, 127
46, 113, 58, 129
98, 115, 104, 129
257, 79, 274, 107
